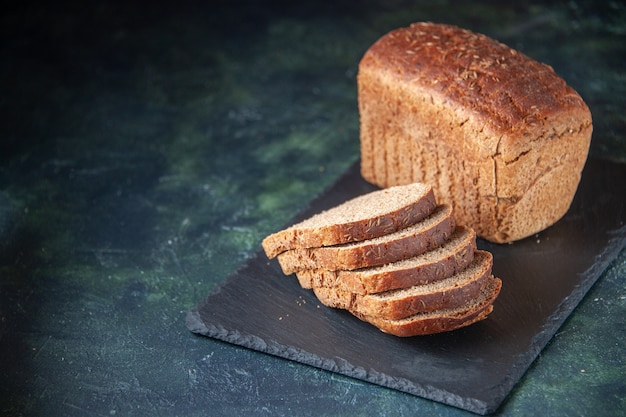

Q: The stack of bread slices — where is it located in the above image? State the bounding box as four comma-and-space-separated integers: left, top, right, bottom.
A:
262, 183, 501, 337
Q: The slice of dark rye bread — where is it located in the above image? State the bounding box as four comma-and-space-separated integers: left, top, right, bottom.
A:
296, 226, 476, 294
262, 183, 436, 258
276, 204, 454, 274
261, 182, 502, 336
312, 250, 493, 320
350, 276, 502, 337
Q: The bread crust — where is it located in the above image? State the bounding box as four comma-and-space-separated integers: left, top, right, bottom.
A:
277, 204, 454, 274
296, 226, 476, 294
358, 22, 592, 243
352, 276, 501, 337
262, 183, 436, 258
313, 250, 493, 320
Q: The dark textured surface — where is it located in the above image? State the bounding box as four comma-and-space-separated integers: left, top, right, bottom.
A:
1, 1, 625, 416
187, 158, 625, 414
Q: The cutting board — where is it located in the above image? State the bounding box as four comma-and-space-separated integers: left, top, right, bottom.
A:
186, 157, 626, 415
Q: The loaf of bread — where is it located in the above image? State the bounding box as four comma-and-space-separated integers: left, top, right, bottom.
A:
358, 22, 593, 243
276, 204, 454, 274
295, 225, 476, 294
262, 182, 436, 258
313, 250, 493, 320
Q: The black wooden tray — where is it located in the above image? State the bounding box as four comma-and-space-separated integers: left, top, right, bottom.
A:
186, 157, 626, 415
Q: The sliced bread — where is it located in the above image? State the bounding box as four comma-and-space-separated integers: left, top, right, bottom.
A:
312, 250, 493, 320
262, 182, 436, 258
277, 204, 454, 274
296, 225, 476, 294
350, 276, 502, 337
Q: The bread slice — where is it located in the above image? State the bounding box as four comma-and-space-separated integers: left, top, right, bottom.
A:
277, 204, 454, 274
296, 226, 476, 294
358, 22, 592, 243
350, 276, 502, 337
312, 250, 493, 320
262, 182, 436, 258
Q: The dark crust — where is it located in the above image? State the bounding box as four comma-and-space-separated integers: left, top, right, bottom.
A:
315, 250, 493, 320
277, 205, 455, 274
353, 276, 502, 337
360, 22, 590, 134
262, 187, 436, 258
296, 226, 477, 294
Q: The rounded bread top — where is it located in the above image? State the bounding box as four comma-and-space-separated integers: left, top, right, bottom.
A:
360, 22, 591, 135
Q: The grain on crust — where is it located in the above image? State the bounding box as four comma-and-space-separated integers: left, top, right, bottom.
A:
358, 22, 592, 243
